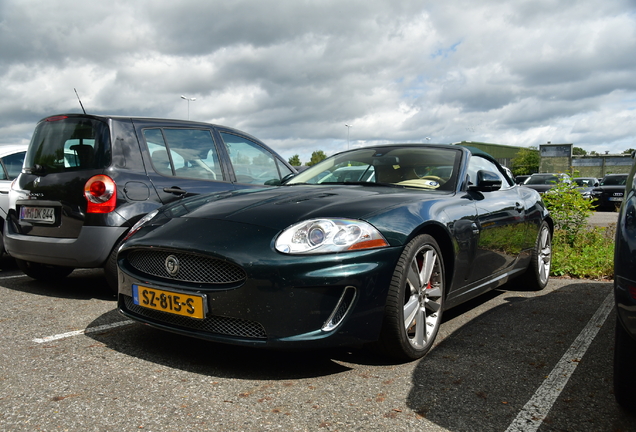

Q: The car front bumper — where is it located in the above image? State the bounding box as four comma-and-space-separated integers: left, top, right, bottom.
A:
117, 222, 403, 349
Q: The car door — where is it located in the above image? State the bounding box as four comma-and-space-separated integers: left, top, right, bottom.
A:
466, 155, 529, 282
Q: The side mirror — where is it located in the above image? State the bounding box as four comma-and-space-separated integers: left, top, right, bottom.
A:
279, 172, 297, 185
469, 170, 502, 192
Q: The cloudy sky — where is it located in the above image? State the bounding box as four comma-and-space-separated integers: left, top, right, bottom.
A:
1, 0, 635, 163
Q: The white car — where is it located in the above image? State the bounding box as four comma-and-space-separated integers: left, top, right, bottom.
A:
0, 144, 28, 252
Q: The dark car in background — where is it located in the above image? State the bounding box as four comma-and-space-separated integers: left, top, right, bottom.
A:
3, 114, 295, 290
521, 173, 571, 194
592, 173, 628, 210
613, 156, 636, 412
514, 174, 530, 185
573, 177, 600, 200
117, 144, 552, 360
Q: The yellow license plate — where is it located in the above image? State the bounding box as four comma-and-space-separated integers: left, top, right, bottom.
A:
132, 284, 206, 319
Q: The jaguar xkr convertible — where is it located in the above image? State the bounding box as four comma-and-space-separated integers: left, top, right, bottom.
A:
117, 144, 552, 360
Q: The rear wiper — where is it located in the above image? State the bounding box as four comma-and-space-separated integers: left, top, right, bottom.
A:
26, 164, 46, 175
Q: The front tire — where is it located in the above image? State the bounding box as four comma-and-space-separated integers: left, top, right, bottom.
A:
15, 259, 74, 281
377, 234, 445, 361
614, 316, 636, 412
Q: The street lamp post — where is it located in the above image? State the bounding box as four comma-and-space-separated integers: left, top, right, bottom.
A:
345, 124, 352, 149
180, 95, 196, 120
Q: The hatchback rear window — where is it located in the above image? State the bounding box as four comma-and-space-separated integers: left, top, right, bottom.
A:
25, 116, 111, 174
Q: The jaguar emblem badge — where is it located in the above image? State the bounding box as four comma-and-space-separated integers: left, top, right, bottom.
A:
165, 255, 180, 276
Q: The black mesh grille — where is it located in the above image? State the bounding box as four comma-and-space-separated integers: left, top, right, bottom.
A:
126, 250, 246, 284
123, 296, 267, 339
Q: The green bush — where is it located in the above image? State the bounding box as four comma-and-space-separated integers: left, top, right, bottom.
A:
540, 179, 596, 245
541, 178, 614, 279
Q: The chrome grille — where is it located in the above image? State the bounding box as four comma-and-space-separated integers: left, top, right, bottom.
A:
127, 250, 246, 284
123, 296, 267, 339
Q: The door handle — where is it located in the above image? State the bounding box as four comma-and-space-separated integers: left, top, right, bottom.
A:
163, 187, 187, 196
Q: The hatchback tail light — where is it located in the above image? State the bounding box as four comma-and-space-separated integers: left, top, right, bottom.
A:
85, 175, 116, 213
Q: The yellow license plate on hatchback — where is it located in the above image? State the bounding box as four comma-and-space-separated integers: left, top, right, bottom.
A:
132, 284, 206, 319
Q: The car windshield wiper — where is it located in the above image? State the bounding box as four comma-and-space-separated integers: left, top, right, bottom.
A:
318, 181, 403, 188
284, 181, 401, 188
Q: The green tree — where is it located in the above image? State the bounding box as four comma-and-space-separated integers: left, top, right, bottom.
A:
572, 147, 587, 156
288, 154, 302, 166
510, 147, 540, 176
307, 150, 327, 166
623, 148, 636, 155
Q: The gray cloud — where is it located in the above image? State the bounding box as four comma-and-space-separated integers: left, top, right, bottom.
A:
1, 0, 635, 162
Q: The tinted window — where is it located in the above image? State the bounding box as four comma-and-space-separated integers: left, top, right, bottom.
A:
143, 128, 223, 181
601, 175, 627, 186
25, 117, 111, 173
526, 175, 559, 185
220, 132, 289, 184
0, 151, 25, 180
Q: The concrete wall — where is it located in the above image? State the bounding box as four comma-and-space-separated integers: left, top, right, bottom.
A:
572, 155, 633, 177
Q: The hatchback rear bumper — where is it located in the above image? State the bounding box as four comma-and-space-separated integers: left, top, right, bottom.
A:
3, 220, 127, 268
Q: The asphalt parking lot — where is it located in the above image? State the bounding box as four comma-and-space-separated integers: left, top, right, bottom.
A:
1, 250, 634, 432
587, 210, 619, 227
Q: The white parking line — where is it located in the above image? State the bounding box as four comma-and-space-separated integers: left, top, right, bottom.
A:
505, 291, 614, 432
32, 320, 134, 343
0, 274, 28, 279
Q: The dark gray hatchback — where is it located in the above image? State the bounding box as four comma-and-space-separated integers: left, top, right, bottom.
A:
4, 114, 295, 290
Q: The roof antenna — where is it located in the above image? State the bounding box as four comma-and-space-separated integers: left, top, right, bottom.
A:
74, 88, 87, 114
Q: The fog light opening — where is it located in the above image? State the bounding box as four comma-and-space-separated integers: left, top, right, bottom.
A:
322, 286, 356, 332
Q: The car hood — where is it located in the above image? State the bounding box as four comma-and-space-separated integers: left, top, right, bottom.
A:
521, 184, 554, 193
155, 185, 446, 231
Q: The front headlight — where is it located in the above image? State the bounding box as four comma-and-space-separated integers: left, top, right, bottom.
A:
275, 218, 389, 254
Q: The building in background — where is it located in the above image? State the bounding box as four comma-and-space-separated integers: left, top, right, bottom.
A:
457, 141, 633, 178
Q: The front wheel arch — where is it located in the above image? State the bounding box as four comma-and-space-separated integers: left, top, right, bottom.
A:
404, 223, 455, 293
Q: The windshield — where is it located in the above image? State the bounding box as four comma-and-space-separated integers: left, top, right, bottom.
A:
574, 178, 596, 187
25, 116, 111, 174
601, 175, 627, 186
286, 146, 462, 191
525, 175, 559, 185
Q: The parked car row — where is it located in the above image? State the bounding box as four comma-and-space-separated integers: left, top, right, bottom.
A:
1, 115, 554, 362
7, 113, 636, 411
515, 172, 628, 210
